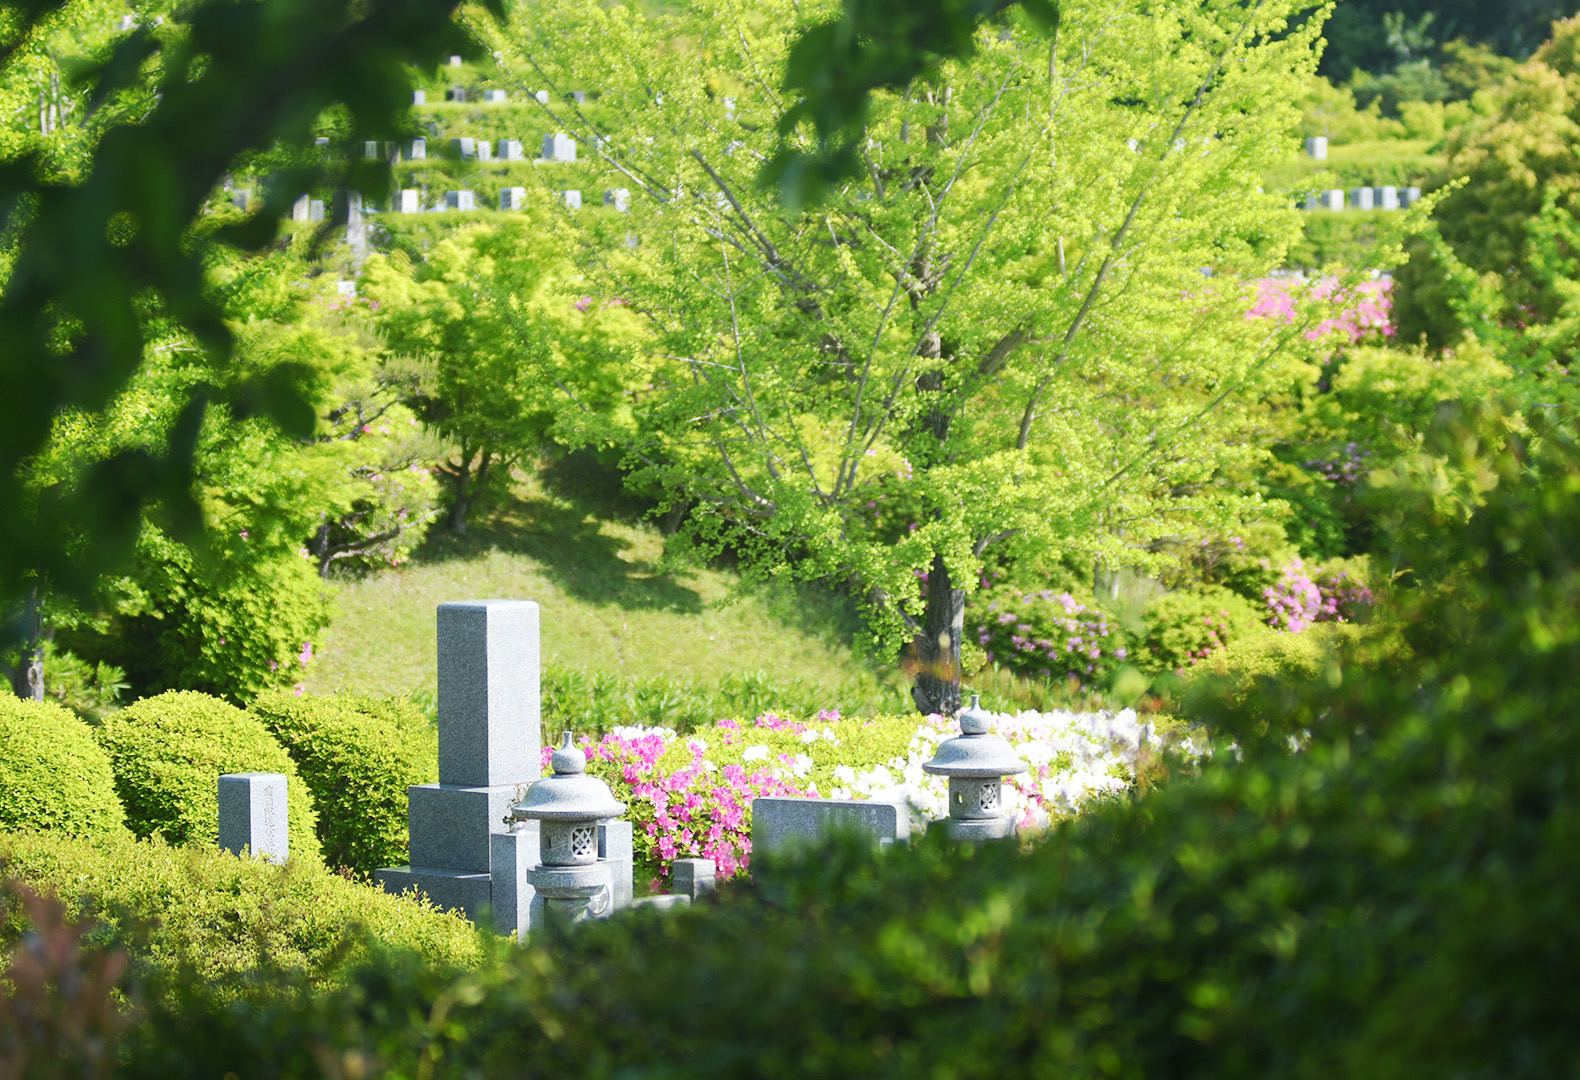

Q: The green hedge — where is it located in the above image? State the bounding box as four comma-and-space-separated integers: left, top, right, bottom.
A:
250, 690, 437, 877
0, 696, 126, 838
97, 691, 321, 862
0, 830, 480, 998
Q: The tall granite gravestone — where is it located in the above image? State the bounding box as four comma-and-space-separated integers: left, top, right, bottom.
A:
1350, 186, 1375, 211
397, 189, 421, 214
413, 90, 426, 106
1320, 189, 1344, 211
333, 190, 367, 252
449, 137, 477, 161
500, 139, 525, 161
377, 601, 544, 921
543, 132, 576, 162
218, 773, 288, 863
1378, 185, 1399, 210
500, 187, 527, 211
1304, 135, 1327, 160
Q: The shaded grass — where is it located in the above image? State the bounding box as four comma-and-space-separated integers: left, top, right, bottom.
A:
304, 460, 898, 703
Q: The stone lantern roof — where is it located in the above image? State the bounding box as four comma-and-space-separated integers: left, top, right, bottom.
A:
923, 696, 1029, 780
511, 733, 626, 823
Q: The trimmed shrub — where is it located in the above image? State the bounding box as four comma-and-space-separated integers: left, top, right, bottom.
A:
97, 691, 321, 863
0, 830, 480, 998
0, 696, 126, 838
250, 691, 437, 877
1142, 585, 1269, 674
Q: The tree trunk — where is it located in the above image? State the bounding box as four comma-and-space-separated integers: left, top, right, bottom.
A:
4, 584, 46, 702
909, 553, 965, 717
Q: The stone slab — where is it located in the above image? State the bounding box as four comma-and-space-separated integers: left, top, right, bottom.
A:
407, 782, 525, 872
436, 600, 541, 787
672, 858, 716, 900
376, 866, 493, 921
218, 772, 288, 863
490, 825, 539, 939
598, 819, 633, 910
752, 796, 910, 856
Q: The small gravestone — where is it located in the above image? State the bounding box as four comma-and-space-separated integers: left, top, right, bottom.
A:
500, 186, 526, 211
364, 140, 381, 159
752, 796, 910, 854
117, 14, 135, 31
535, 90, 550, 105
308, 199, 325, 222
408, 137, 427, 160
671, 858, 716, 900
231, 190, 250, 210
1403, 186, 1421, 208
291, 194, 311, 222
448, 86, 467, 103
397, 189, 421, 214
477, 141, 492, 162
218, 773, 288, 863
500, 139, 524, 161
561, 190, 582, 210
443, 190, 476, 212
600, 820, 633, 909
570, 90, 586, 104
1350, 186, 1375, 211
604, 188, 630, 212
448, 54, 463, 66
1304, 135, 1327, 160
1378, 185, 1399, 210
543, 132, 576, 162
449, 137, 476, 161
723, 96, 735, 120
485, 89, 508, 103
413, 89, 426, 106
1320, 189, 1344, 211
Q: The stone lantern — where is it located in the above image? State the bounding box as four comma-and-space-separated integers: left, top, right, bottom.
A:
922, 695, 1028, 842
509, 732, 627, 925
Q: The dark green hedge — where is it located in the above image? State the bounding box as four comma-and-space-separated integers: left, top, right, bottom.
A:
101, 406, 1580, 1078
97, 691, 321, 862
250, 689, 436, 876
0, 696, 126, 838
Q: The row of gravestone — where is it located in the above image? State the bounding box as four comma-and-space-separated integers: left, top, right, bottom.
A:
217, 601, 920, 937
319, 133, 579, 163
1303, 185, 1423, 211
279, 186, 631, 220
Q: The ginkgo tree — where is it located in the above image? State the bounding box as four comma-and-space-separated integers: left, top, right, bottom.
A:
486, 0, 1336, 714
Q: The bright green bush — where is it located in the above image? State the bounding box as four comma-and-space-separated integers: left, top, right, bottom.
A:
0, 696, 126, 838
1142, 586, 1269, 674
250, 691, 437, 877
0, 830, 480, 999
97, 691, 321, 862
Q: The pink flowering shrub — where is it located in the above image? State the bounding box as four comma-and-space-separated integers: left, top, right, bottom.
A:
966, 589, 1132, 687
1247, 277, 1394, 345
1264, 559, 1374, 632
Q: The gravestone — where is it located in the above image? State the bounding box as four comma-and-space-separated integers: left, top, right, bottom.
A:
500, 139, 525, 161
292, 194, 311, 222
231, 190, 250, 210
443, 190, 476, 212
535, 90, 550, 104
671, 858, 716, 900
723, 96, 735, 120
1377, 185, 1399, 210
562, 190, 582, 210
604, 188, 630, 212
752, 796, 910, 855
117, 14, 135, 31
600, 820, 633, 909
1403, 186, 1421, 208
1350, 186, 1375, 211
315, 137, 329, 149
377, 601, 543, 921
543, 132, 576, 162
500, 187, 527, 211
333, 190, 366, 251
1304, 135, 1327, 160
308, 199, 325, 222
449, 137, 476, 161
485, 89, 508, 103
571, 90, 586, 104
477, 141, 492, 162
413, 90, 426, 106
364, 140, 381, 159
448, 86, 467, 103
218, 773, 288, 863
397, 189, 421, 213
448, 54, 463, 66
408, 137, 427, 160
1320, 189, 1344, 211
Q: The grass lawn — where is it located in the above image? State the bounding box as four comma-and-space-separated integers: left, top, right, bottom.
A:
304, 454, 892, 700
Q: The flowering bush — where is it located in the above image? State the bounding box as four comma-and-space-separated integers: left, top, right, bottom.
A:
965, 589, 1133, 687
1247, 277, 1394, 345
559, 706, 1196, 890
1264, 558, 1374, 632
1142, 586, 1269, 674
